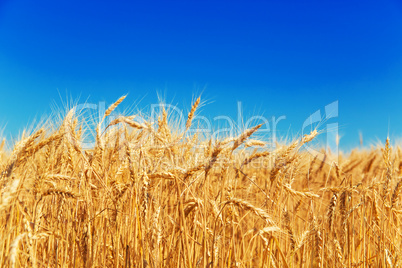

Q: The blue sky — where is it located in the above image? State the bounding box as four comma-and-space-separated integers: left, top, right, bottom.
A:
0, 0, 402, 150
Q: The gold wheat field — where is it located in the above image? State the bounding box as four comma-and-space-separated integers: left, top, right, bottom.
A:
0, 96, 401, 267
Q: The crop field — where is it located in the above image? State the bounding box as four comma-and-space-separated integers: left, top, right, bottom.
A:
0, 96, 401, 267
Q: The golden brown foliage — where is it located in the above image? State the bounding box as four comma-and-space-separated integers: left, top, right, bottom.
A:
0, 96, 401, 267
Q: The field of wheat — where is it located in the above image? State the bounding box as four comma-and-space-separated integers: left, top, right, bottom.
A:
0, 96, 401, 267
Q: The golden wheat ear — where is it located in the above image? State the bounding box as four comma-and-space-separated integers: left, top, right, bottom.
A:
103, 95, 127, 119
232, 123, 263, 151
185, 96, 200, 131
0, 138, 5, 151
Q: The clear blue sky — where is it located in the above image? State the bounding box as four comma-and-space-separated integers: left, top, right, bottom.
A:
0, 0, 402, 150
